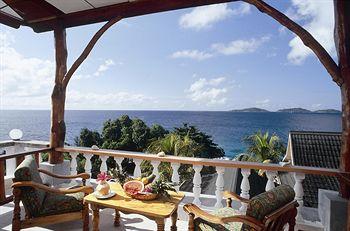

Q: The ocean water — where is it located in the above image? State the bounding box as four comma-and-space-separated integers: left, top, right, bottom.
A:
0, 110, 341, 158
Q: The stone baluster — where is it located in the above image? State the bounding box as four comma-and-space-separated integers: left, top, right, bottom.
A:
4, 147, 16, 177
171, 163, 180, 191
70, 152, 78, 175
294, 172, 305, 221
85, 154, 93, 175
151, 160, 160, 179
215, 167, 225, 208
100, 155, 108, 173
192, 165, 203, 206
239, 168, 251, 213
133, 159, 142, 177
265, 171, 277, 191
114, 157, 123, 170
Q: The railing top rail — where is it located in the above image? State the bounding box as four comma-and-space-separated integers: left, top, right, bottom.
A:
0, 147, 52, 161
0, 140, 49, 148
57, 146, 342, 177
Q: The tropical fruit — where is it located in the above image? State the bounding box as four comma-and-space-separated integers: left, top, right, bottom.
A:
123, 180, 145, 195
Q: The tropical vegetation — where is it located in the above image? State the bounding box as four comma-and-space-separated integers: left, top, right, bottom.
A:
74, 115, 224, 184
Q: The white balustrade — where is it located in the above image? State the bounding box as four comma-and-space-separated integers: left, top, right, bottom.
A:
265, 171, 277, 191
100, 155, 108, 173
70, 152, 78, 175
294, 172, 305, 221
85, 154, 93, 175
215, 167, 225, 208
171, 163, 180, 191
151, 160, 160, 179
4, 147, 16, 177
192, 165, 203, 206
239, 168, 251, 213
133, 159, 142, 177
114, 157, 123, 169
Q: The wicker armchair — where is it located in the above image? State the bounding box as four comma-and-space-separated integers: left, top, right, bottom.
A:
11, 155, 93, 231
184, 185, 298, 231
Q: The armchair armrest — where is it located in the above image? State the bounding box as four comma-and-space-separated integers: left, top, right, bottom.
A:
38, 169, 90, 180
223, 191, 250, 203
183, 203, 264, 231
12, 181, 94, 195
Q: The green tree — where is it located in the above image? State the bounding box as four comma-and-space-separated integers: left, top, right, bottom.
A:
74, 128, 102, 147
149, 124, 168, 140
173, 124, 224, 159
132, 119, 150, 151
243, 131, 285, 163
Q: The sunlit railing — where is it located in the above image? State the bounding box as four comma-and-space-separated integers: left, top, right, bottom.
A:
0, 141, 342, 225
56, 146, 340, 222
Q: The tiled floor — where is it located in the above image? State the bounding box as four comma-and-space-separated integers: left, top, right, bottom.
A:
0, 203, 188, 231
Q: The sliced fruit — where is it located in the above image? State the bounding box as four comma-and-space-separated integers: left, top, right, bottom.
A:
123, 180, 145, 195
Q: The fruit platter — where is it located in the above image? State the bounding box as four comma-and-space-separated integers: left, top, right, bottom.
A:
109, 165, 176, 201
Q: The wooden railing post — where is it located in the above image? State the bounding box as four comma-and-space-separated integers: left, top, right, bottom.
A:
0, 160, 6, 203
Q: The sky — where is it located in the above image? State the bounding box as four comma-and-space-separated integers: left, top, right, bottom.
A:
0, 0, 341, 111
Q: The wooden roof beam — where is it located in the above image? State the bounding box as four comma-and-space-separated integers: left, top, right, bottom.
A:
28, 0, 237, 32
3, 0, 63, 22
0, 11, 22, 28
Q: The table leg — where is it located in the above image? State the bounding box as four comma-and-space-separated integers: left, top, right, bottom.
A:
170, 209, 178, 231
155, 219, 165, 231
91, 204, 100, 231
114, 209, 120, 227
82, 202, 89, 231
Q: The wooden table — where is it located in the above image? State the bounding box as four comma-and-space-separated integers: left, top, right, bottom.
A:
84, 183, 184, 231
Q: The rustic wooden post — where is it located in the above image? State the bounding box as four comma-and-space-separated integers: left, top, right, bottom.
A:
334, 0, 350, 199
49, 24, 67, 164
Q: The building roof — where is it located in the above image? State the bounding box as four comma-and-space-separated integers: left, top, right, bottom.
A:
281, 131, 341, 208
0, 0, 234, 32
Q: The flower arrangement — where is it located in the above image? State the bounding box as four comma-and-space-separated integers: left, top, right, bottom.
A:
96, 172, 111, 196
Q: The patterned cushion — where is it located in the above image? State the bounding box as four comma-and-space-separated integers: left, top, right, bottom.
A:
38, 192, 84, 217
14, 155, 46, 216
194, 207, 242, 231
241, 185, 295, 230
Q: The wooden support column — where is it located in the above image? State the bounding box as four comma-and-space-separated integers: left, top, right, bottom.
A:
49, 25, 67, 164
334, 0, 350, 199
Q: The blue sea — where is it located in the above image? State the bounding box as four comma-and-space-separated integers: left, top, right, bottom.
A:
0, 110, 341, 158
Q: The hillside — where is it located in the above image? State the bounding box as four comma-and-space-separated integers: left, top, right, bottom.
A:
314, 109, 341, 113
277, 108, 311, 113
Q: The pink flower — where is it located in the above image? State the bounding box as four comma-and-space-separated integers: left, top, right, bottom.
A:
97, 172, 111, 182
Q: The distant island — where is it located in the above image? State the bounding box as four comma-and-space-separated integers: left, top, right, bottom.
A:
230, 107, 341, 113
230, 107, 270, 113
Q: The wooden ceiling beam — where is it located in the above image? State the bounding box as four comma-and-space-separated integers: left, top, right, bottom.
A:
3, 0, 63, 22
0, 11, 22, 28
28, 0, 237, 32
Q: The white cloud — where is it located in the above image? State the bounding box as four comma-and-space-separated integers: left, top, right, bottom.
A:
0, 31, 54, 109
187, 77, 228, 105
171, 50, 213, 61
286, 0, 335, 65
94, 59, 115, 76
179, 3, 250, 30
212, 36, 270, 55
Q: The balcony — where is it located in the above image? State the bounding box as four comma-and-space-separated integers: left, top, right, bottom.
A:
0, 140, 341, 230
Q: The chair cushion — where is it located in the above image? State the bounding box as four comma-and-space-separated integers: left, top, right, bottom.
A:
194, 207, 242, 231
14, 155, 46, 216
38, 192, 84, 217
240, 185, 295, 230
